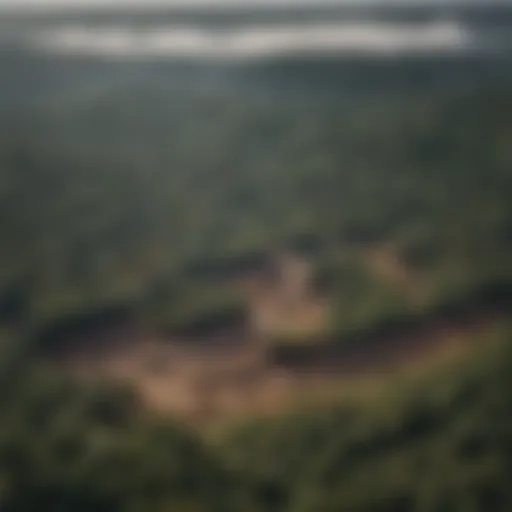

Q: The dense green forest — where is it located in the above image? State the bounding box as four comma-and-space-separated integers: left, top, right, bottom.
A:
0, 82, 511, 509
1, 324, 511, 510
1, 4, 512, 508
1, 86, 512, 346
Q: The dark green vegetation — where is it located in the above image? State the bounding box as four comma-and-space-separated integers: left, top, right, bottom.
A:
219, 327, 512, 512
1, 88, 512, 347
1, 326, 511, 511
1, 4, 512, 507
0, 344, 234, 512
0, 82, 510, 508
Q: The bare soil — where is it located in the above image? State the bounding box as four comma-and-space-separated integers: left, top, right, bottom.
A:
56, 309, 498, 427
52, 251, 507, 426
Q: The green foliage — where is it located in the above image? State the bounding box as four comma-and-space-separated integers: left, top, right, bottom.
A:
219, 329, 512, 512
0, 352, 234, 512
0, 26, 511, 510
1, 87, 512, 348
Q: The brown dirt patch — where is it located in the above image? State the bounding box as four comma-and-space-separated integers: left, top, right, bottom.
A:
55, 308, 499, 427
363, 244, 425, 305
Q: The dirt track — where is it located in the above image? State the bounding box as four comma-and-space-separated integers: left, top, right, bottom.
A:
51, 252, 512, 425
55, 306, 500, 426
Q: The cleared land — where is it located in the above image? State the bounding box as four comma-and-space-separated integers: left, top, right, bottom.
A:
54, 250, 505, 426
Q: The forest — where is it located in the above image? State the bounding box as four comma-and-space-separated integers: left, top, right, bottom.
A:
0, 4, 512, 508
1, 86, 511, 348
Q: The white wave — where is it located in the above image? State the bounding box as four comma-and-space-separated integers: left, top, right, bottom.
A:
31, 21, 472, 60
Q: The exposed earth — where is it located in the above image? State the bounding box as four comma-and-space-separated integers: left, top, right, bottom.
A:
52, 250, 506, 426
